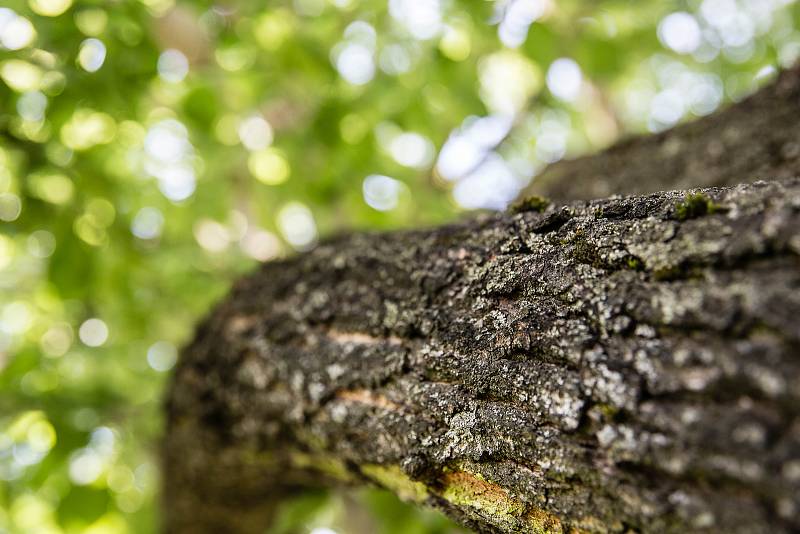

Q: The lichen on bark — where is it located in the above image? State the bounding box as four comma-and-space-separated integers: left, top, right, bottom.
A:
165, 179, 800, 534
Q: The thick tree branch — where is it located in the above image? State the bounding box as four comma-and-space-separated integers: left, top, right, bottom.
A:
523, 66, 800, 200
165, 180, 800, 533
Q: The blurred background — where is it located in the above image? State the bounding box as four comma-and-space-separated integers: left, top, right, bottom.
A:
1, 0, 798, 532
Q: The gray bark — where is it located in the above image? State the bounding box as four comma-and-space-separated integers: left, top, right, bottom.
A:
165, 179, 800, 533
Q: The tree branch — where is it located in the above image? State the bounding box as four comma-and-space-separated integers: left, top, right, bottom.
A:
522, 66, 800, 201
165, 180, 800, 533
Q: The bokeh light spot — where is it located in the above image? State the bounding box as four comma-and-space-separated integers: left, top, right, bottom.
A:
69, 449, 103, 485
194, 219, 230, 253
277, 202, 317, 250
240, 228, 281, 262
378, 44, 413, 75
658, 12, 701, 54
546, 58, 583, 103
157, 49, 189, 83
452, 153, 521, 210
498, 0, 549, 48
0, 11, 36, 50
29, 172, 74, 204
17, 91, 47, 122
143, 119, 197, 202
40, 323, 72, 357
335, 42, 375, 85
0, 193, 22, 222
363, 174, 404, 211
2, 302, 33, 335
78, 318, 109, 347
146, 341, 177, 372
0, 60, 43, 92
248, 148, 290, 185
0, 235, 15, 269
74, 8, 108, 36
85, 198, 115, 228
389, 132, 434, 169
29, 0, 73, 17
78, 38, 107, 72
131, 207, 164, 240
389, 0, 442, 40
479, 51, 542, 115
27, 230, 56, 258
254, 9, 294, 50
60, 109, 116, 150
27, 419, 56, 453
439, 25, 471, 61
238, 115, 274, 151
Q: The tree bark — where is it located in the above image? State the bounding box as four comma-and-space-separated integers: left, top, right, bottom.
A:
523, 66, 800, 201
164, 178, 800, 533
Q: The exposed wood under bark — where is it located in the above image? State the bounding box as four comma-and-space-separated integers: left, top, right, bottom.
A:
165, 180, 800, 533
523, 66, 800, 201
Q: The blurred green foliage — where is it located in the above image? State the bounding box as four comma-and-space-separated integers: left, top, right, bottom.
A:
0, 0, 798, 532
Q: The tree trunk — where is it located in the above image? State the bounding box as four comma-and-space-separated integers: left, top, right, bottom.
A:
164, 176, 800, 533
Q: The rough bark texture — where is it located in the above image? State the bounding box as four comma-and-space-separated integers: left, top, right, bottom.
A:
165, 179, 800, 533
522, 66, 800, 201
